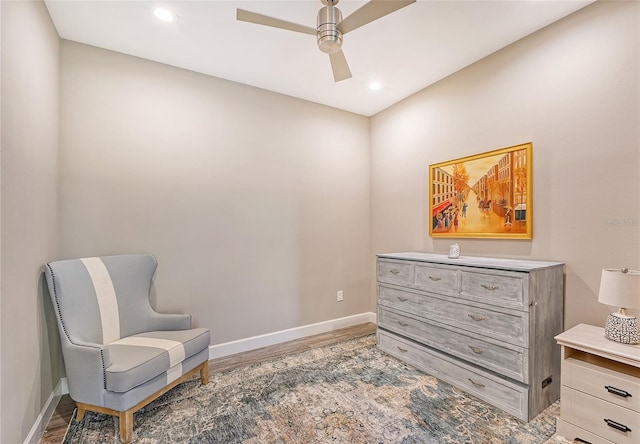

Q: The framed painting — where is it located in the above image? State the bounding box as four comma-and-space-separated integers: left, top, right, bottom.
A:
429, 142, 533, 239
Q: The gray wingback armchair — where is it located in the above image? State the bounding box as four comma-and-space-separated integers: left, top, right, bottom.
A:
45, 254, 210, 443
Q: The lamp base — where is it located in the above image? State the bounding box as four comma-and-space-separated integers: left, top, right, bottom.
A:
604, 313, 639, 344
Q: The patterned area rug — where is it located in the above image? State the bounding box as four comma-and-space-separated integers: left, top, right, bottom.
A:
64, 334, 570, 443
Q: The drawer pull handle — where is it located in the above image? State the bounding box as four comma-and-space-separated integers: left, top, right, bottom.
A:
468, 314, 487, 321
481, 284, 499, 291
398, 321, 408, 327
604, 419, 631, 433
573, 439, 591, 444
605, 385, 632, 398
397, 346, 408, 353
468, 345, 484, 354
389, 269, 401, 275
397, 296, 408, 302
468, 378, 485, 388
428, 276, 442, 281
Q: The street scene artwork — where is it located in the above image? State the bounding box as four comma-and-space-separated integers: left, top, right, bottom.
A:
429, 143, 532, 239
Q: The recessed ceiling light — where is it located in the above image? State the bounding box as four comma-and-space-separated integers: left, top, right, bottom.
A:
369, 81, 382, 91
154, 8, 175, 23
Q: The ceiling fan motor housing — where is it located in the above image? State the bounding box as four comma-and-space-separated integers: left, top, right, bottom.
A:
317, 4, 343, 54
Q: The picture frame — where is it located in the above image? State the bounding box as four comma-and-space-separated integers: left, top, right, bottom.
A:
429, 142, 533, 239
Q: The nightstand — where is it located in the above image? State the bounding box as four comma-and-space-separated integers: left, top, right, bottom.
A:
555, 324, 640, 443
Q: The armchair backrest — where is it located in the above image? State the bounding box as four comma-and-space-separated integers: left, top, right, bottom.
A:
45, 254, 158, 345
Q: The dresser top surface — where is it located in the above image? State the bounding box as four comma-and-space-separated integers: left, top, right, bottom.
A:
377, 252, 564, 272
556, 323, 640, 366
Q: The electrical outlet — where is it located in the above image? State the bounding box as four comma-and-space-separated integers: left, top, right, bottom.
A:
337, 290, 344, 302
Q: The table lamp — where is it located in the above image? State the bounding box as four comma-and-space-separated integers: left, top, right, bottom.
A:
598, 268, 640, 344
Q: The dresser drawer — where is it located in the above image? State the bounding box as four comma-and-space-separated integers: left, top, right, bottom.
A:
561, 386, 638, 444
378, 329, 529, 421
562, 357, 640, 412
378, 260, 413, 286
460, 269, 528, 310
413, 263, 458, 295
378, 285, 528, 348
378, 307, 528, 383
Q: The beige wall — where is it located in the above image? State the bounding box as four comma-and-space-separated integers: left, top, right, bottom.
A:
3, 1, 639, 440
371, 0, 640, 329
0, 1, 61, 443
59, 41, 371, 344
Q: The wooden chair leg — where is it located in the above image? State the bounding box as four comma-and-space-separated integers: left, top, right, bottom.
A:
119, 409, 134, 444
75, 403, 86, 422
200, 361, 210, 385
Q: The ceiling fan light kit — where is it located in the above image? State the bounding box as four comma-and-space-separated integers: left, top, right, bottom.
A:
237, 0, 416, 83
318, 1, 343, 55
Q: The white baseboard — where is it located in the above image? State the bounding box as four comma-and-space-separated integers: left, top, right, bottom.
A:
24, 377, 69, 444
209, 312, 377, 359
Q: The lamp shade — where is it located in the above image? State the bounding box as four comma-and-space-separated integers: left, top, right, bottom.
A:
598, 269, 640, 310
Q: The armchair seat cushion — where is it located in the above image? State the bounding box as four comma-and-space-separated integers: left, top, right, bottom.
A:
106, 327, 210, 393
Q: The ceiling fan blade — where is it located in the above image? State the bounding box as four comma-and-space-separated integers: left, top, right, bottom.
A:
237, 9, 317, 36
337, 0, 416, 34
329, 50, 352, 82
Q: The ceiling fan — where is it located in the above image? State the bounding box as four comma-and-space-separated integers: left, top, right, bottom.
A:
237, 0, 416, 82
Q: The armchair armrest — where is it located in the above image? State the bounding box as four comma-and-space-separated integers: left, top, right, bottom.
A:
69, 339, 111, 367
145, 312, 192, 331
61, 339, 111, 406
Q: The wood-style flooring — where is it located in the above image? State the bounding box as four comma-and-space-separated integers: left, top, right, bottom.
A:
38, 322, 377, 444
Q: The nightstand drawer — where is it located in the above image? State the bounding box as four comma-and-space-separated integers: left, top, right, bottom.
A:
460, 270, 527, 310
378, 285, 528, 348
378, 307, 528, 383
377, 260, 413, 286
561, 386, 639, 444
556, 418, 614, 444
562, 357, 640, 412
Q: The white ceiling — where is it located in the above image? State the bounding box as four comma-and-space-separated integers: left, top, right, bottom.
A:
44, 0, 594, 116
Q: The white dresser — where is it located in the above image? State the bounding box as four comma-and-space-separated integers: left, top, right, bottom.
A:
376, 252, 564, 421
555, 324, 640, 444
